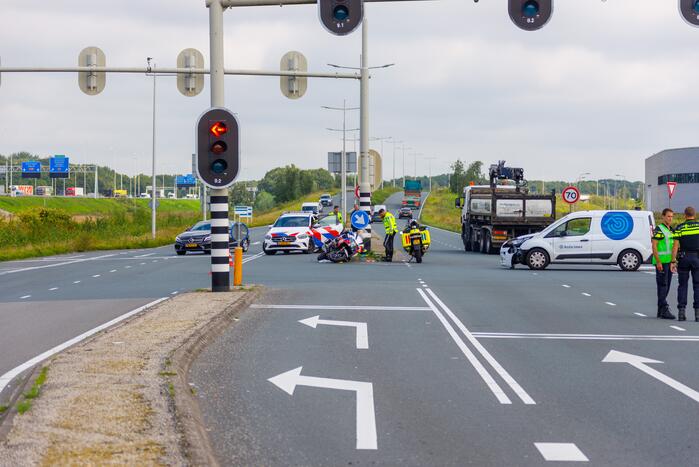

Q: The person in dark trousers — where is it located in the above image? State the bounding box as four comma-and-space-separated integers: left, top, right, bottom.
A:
349, 204, 360, 232
671, 206, 699, 322
379, 208, 398, 262
652, 208, 676, 319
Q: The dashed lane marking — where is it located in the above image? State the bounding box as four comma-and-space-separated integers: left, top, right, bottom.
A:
92, 274, 101, 278
110, 269, 117, 273
125, 266, 131, 269
0, 253, 118, 276
562, 284, 571, 288
605, 302, 616, 306
670, 325, 686, 332
140, 262, 146, 265
49, 287, 58, 291
634, 313, 647, 317
582, 293, 591, 297
171, 291, 179, 295
20, 295, 31, 299
535, 443, 589, 462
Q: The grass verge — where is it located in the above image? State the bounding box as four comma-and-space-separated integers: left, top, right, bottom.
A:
420, 189, 461, 232
371, 186, 401, 205
16, 367, 49, 415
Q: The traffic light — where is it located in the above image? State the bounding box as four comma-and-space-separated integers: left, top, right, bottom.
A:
679, 0, 699, 27
508, 0, 553, 31
196, 108, 239, 189
318, 0, 363, 36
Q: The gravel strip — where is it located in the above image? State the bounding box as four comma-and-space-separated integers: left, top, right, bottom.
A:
0, 290, 253, 466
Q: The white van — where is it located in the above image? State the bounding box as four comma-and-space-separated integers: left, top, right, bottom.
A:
500, 210, 654, 271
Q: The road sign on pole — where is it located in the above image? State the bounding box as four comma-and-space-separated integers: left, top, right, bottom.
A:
562, 186, 580, 204
667, 182, 677, 199
78, 46, 106, 95
177, 48, 205, 97
351, 210, 371, 230
280, 51, 308, 99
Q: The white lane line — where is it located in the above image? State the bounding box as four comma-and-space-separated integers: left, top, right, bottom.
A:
140, 262, 146, 265
581, 293, 591, 297
125, 266, 131, 269
92, 274, 101, 278
562, 284, 571, 288
670, 325, 686, 332
134, 252, 156, 258
471, 332, 699, 342
535, 443, 589, 462
424, 288, 536, 405
605, 302, 616, 306
110, 269, 117, 273
416, 288, 511, 404
251, 304, 430, 311
20, 295, 31, 299
152, 260, 158, 263
634, 312, 646, 317
73, 280, 81, 284
49, 287, 58, 291
0, 297, 168, 395
242, 252, 265, 264
0, 253, 118, 276
171, 291, 179, 295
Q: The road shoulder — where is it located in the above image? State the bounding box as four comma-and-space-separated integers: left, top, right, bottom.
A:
0, 288, 258, 466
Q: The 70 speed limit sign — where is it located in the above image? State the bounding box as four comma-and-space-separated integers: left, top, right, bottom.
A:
562, 186, 580, 204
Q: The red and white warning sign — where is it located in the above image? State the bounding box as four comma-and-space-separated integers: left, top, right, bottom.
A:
667, 182, 677, 199
561, 186, 580, 204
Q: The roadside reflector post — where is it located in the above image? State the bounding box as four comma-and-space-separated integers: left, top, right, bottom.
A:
234, 247, 243, 286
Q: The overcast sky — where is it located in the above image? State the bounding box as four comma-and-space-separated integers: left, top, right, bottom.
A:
1, 1, 698, 182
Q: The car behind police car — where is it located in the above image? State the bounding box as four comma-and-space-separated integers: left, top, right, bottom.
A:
500, 210, 653, 271
174, 221, 249, 255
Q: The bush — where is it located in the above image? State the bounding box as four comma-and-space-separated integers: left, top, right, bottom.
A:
254, 191, 276, 212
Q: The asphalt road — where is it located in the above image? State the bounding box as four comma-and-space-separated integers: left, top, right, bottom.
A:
2, 191, 699, 465
190, 191, 699, 466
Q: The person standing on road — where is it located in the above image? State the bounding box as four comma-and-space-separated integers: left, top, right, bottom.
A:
652, 208, 676, 320
349, 204, 360, 232
332, 205, 343, 226
379, 208, 398, 262
671, 206, 699, 322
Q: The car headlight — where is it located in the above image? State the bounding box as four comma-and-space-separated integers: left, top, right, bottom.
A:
265, 234, 272, 240
297, 233, 308, 240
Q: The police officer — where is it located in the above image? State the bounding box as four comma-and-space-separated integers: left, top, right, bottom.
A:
332, 205, 343, 225
379, 208, 398, 262
671, 206, 699, 322
652, 208, 676, 320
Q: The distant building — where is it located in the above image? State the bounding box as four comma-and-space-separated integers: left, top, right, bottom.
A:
645, 147, 699, 212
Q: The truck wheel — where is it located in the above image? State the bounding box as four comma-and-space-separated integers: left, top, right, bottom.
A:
618, 249, 642, 271
463, 225, 472, 252
483, 232, 492, 255
480, 229, 488, 254
471, 229, 478, 253
526, 248, 550, 270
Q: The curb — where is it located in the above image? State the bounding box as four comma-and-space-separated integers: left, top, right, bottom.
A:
169, 288, 261, 467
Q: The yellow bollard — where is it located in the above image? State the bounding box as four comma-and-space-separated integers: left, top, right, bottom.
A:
233, 247, 243, 286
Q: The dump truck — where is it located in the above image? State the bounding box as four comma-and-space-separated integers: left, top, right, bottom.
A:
455, 161, 556, 254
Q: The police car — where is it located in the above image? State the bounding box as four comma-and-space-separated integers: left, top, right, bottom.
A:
263, 212, 342, 255
500, 210, 653, 271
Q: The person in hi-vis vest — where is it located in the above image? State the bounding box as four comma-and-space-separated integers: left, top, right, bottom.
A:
652, 208, 676, 320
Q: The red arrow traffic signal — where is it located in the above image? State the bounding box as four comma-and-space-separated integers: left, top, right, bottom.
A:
209, 121, 228, 137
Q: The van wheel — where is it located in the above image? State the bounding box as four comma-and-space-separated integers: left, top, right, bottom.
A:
618, 249, 642, 271
526, 248, 550, 270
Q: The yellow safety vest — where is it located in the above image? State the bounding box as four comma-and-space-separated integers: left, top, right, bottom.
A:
383, 212, 398, 235
652, 224, 673, 265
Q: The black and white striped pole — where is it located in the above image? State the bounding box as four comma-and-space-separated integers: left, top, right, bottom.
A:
358, 17, 372, 251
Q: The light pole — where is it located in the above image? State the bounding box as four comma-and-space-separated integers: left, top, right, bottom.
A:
390, 140, 403, 187
576, 172, 590, 189
412, 152, 423, 179
147, 57, 158, 239
372, 136, 391, 188
396, 145, 411, 188
615, 174, 625, 210
424, 156, 437, 192
322, 101, 359, 225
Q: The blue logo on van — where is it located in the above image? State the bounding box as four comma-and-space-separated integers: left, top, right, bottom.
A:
601, 212, 634, 240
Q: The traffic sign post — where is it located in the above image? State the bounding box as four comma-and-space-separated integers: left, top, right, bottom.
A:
667, 181, 677, 209
562, 186, 580, 212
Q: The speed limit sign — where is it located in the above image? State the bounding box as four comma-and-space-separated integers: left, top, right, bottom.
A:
562, 186, 580, 204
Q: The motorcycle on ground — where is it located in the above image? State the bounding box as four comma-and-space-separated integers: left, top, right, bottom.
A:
317, 230, 364, 263
401, 220, 431, 263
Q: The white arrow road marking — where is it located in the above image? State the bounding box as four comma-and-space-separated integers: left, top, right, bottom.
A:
268, 367, 377, 450
603, 350, 699, 403
299, 316, 368, 349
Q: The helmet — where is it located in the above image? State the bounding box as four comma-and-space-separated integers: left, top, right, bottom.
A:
409, 219, 419, 229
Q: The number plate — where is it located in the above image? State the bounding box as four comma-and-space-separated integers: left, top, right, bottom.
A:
278, 241, 292, 246
186, 243, 198, 248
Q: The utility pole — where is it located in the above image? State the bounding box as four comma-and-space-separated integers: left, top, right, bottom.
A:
148, 57, 158, 239
424, 156, 436, 192
94, 165, 98, 198
359, 17, 372, 250
390, 140, 403, 187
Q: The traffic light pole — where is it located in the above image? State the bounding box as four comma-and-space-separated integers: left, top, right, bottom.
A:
208, 0, 231, 292
359, 18, 372, 251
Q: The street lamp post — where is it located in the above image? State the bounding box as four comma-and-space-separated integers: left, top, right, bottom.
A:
615, 174, 625, 210
390, 140, 403, 187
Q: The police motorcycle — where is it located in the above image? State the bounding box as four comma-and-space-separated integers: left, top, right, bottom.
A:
317, 229, 364, 263
401, 220, 431, 263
